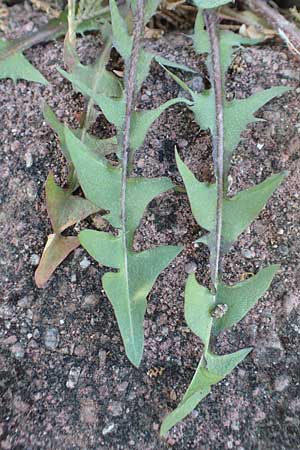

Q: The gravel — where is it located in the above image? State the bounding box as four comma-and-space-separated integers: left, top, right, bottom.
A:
10, 342, 25, 359
102, 423, 115, 436
66, 367, 81, 389
44, 328, 60, 350
79, 257, 91, 269
0, 4, 299, 450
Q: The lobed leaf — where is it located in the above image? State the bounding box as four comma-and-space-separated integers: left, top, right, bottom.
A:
0, 39, 48, 84
184, 274, 214, 347
59, 76, 186, 154
35, 174, 99, 288
193, 11, 260, 77
101, 245, 182, 366
177, 150, 286, 249
35, 235, 79, 288
60, 61, 123, 98
78, 230, 122, 268
65, 128, 121, 227
223, 87, 290, 173
67, 128, 182, 365
80, 231, 181, 366
163, 7, 288, 435
110, 0, 132, 60
190, 87, 290, 173
66, 129, 175, 230
213, 264, 279, 334
160, 347, 250, 436
43, 103, 118, 161
221, 172, 287, 247
45, 173, 99, 233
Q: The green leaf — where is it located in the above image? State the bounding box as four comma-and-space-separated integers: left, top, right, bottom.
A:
100, 244, 182, 366
130, 98, 186, 152
136, 49, 153, 93
205, 348, 252, 376
177, 150, 287, 247
221, 172, 287, 247
46, 173, 99, 233
194, 0, 231, 7
184, 274, 214, 347
78, 230, 122, 268
79, 236, 182, 367
191, 87, 290, 171
223, 87, 290, 173
60, 61, 123, 98
213, 265, 279, 334
110, 0, 132, 60
160, 347, 250, 436
0, 39, 48, 84
65, 128, 122, 227
59, 72, 186, 154
154, 54, 196, 73
43, 104, 117, 162
125, 177, 174, 244
66, 128, 175, 230
67, 129, 182, 365
160, 377, 210, 436
176, 149, 217, 232
193, 11, 210, 55
191, 89, 215, 132
165, 7, 288, 436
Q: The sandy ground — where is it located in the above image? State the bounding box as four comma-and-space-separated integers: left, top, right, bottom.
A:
0, 4, 299, 450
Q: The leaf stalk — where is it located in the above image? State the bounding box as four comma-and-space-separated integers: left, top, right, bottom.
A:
204, 10, 224, 290
121, 0, 145, 238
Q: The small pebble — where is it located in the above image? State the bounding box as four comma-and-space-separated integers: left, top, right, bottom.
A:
108, 401, 123, 416
185, 260, 197, 274
11, 342, 25, 359
33, 328, 40, 340
71, 274, 77, 283
102, 423, 115, 435
82, 294, 98, 309
242, 248, 255, 259
282, 293, 298, 315
29, 254, 40, 266
66, 367, 81, 389
2, 335, 17, 345
278, 244, 289, 256
274, 375, 290, 392
188, 75, 204, 93
80, 257, 90, 269
277, 228, 284, 235
117, 381, 128, 393
44, 328, 60, 350
24, 152, 33, 168
17, 296, 31, 308
74, 344, 86, 357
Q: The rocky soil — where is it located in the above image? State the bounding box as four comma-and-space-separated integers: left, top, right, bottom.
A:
0, 3, 299, 450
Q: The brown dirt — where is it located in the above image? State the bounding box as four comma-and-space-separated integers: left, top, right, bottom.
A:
0, 4, 299, 450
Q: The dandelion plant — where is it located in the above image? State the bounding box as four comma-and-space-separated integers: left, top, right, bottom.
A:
61, 0, 190, 367
160, 3, 289, 435
8, 0, 290, 434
